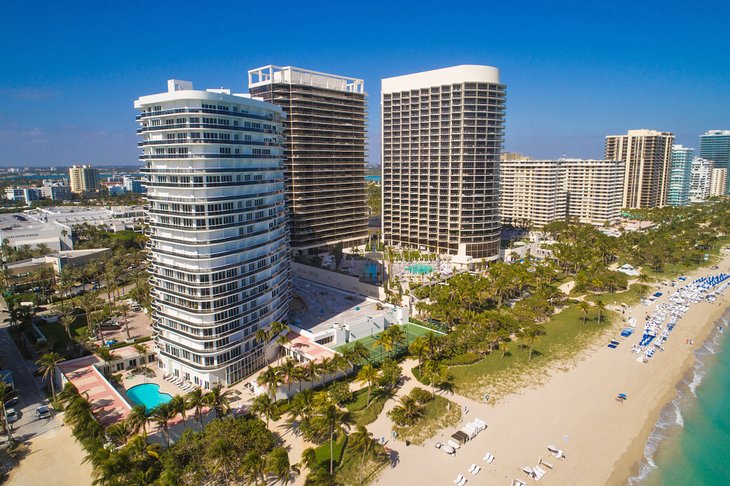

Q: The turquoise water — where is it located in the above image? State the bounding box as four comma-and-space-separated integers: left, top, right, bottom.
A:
630, 312, 730, 485
365, 175, 381, 183
126, 383, 173, 412
407, 263, 434, 275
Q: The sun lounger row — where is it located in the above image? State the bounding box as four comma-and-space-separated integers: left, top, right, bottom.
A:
452, 474, 467, 486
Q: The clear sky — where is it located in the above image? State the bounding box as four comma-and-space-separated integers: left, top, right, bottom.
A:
1, 0, 728, 167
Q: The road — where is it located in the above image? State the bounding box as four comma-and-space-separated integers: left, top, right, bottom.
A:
0, 307, 61, 443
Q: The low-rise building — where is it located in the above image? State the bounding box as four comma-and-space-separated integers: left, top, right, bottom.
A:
4, 187, 43, 204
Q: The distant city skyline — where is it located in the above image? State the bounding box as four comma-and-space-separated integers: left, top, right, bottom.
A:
1, 1, 729, 167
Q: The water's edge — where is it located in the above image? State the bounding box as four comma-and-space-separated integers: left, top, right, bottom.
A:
627, 311, 729, 485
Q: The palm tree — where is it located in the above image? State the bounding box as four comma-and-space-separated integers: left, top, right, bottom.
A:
256, 328, 271, 361
298, 447, 318, 476
372, 331, 394, 360
205, 383, 233, 418
0, 383, 10, 437
596, 299, 606, 326
75, 293, 102, 336
250, 393, 279, 428
117, 302, 132, 340
94, 347, 119, 377
105, 421, 132, 447
318, 357, 333, 387
60, 314, 76, 339
275, 334, 290, 366
386, 325, 407, 352
35, 352, 65, 402
408, 336, 428, 375
133, 343, 147, 368
257, 366, 282, 399
519, 325, 545, 362
347, 424, 383, 482
341, 341, 370, 367
185, 388, 206, 426
302, 361, 319, 391
421, 359, 447, 393
311, 401, 351, 474
391, 395, 424, 425
169, 394, 187, 429
279, 358, 298, 400
208, 435, 238, 484
578, 300, 590, 325
126, 404, 149, 438
356, 364, 379, 407
149, 402, 176, 447
240, 450, 266, 485
265, 447, 298, 485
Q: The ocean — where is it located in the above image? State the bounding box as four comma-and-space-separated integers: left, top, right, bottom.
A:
629, 309, 730, 485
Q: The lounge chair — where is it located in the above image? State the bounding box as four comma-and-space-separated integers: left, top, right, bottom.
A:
473, 418, 487, 429
482, 452, 495, 463
457, 477, 467, 486
534, 465, 547, 480
512, 480, 527, 486
453, 474, 466, 485
447, 439, 461, 450
470, 465, 480, 475
539, 459, 554, 470
467, 464, 476, 473
522, 466, 535, 478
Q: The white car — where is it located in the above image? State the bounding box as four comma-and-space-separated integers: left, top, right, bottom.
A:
5, 408, 19, 423
36, 406, 52, 419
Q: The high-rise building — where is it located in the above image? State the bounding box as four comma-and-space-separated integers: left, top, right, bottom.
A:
709, 168, 727, 198
689, 157, 713, 204
499, 159, 566, 228
68, 165, 99, 193
135, 79, 290, 388
499, 159, 624, 228
699, 130, 730, 194
248, 66, 368, 254
562, 159, 625, 225
667, 145, 694, 206
605, 129, 674, 208
381, 65, 506, 264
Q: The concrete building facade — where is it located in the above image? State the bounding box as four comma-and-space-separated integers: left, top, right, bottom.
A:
381, 65, 506, 264
710, 168, 727, 198
136, 79, 291, 388
689, 157, 713, 204
699, 130, 730, 194
499, 159, 566, 228
69, 165, 99, 193
248, 66, 369, 254
668, 145, 694, 206
605, 129, 674, 208
562, 159, 625, 225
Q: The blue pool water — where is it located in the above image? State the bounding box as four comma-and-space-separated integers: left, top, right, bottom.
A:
126, 383, 173, 412
407, 263, 434, 275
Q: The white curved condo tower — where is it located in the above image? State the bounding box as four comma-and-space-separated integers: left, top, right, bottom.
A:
135, 80, 290, 388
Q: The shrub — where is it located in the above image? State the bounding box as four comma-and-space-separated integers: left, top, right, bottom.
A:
440, 352, 481, 366
409, 387, 433, 405
328, 381, 353, 405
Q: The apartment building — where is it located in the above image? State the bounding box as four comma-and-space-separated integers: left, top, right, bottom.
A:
499, 159, 624, 228
688, 157, 713, 204
710, 168, 727, 197
667, 145, 694, 206
605, 129, 674, 208
499, 159, 566, 228
68, 165, 99, 193
562, 159, 625, 225
135, 79, 290, 387
699, 130, 730, 194
248, 66, 368, 254
382, 65, 506, 264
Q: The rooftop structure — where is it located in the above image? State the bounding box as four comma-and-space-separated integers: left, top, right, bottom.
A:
248, 65, 369, 253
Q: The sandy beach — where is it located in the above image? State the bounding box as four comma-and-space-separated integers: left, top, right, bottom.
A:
372, 251, 730, 486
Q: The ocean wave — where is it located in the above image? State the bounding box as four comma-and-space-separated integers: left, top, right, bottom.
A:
627, 311, 729, 485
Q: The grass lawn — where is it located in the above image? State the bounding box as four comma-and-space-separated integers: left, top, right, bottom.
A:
445, 304, 616, 401
36, 314, 88, 346
336, 446, 389, 486
642, 235, 730, 280
391, 394, 461, 445
345, 388, 389, 426
314, 432, 347, 469
585, 283, 651, 306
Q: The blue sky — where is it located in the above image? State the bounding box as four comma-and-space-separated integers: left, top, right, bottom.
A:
1, 0, 728, 166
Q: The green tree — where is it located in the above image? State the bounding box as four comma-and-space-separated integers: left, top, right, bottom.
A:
311, 400, 351, 474
185, 388, 206, 426
205, 384, 233, 419
265, 446, 298, 485
94, 347, 119, 377
150, 402, 177, 447
35, 352, 65, 402
250, 393, 279, 428
347, 424, 384, 482
356, 364, 379, 407
579, 300, 591, 325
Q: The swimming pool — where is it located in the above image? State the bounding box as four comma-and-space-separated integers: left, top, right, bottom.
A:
126, 383, 173, 412
407, 263, 434, 275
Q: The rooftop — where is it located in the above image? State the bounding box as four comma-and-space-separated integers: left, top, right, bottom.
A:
382, 64, 500, 93
248, 65, 365, 94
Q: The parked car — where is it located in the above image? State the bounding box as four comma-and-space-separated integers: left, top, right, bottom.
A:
36, 406, 52, 419
3, 391, 19, 406
5, 408, 18, 423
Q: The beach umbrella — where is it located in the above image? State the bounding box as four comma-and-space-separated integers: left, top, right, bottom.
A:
617, 393, 627, 399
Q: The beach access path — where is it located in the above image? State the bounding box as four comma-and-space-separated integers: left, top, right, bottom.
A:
372, 252, 730, 486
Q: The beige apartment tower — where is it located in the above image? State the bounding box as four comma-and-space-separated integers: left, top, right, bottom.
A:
710, 168, 728, 197
382, 65, 506, 263
499, 159, 624, 228
68, 165, 99, 193
248, 66, 369, 253
605, 129, 674, 208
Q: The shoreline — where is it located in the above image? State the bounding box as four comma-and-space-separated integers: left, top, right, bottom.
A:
374, 250, 730, 486
608, 301, 729, 485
